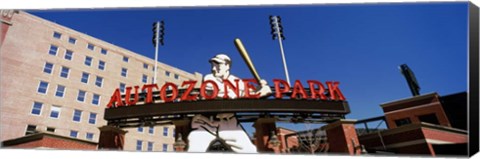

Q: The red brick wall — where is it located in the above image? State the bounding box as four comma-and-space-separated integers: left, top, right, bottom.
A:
384, 98, 450, 129
325, 122, 360, 155
11, 136, 97, 150
422, 128, 467, 143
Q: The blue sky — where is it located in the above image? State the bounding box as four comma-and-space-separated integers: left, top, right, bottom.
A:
30, 2, 469, 132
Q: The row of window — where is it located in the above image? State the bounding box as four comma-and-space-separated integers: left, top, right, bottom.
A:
31, 102, 98, 124
26, 124, 95, 141
53, 31, 108, 55
137, 127, 170, 137
37, 81, 101, 105
136, 140, 169, 152
48, 45, 107, 71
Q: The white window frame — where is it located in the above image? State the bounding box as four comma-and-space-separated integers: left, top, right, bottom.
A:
37, 81, 49, 94
53, 32, 62, 39
64, 50, 73, 60
30, 102, 43, 116
49, 105, 61, 119
81, 72, 89, 84
87, 43, 95, 51
119, 83, 126, 93
77, 90, 86, 102
95, 76, 103, 87
123, 56, 129, 62
136, 140, 143, 151
43, 62, 54, 74
73, 109, 82, 122
98, 60, 106, 71
147, 142, 154, 151
86, 133, 94, 140
49, 45, 58, 56
142, 74, 148, 83
85, 56, 93, 66
101, 48, 108, 55
68, 37, 76, 44
163, 127, 168, 136
88, 112, 97, 124
70, 130, 79, 138
121, 68, 128, 77
55, 85, 66, 98
60, 66, 70, 78
92, 94, 100, 106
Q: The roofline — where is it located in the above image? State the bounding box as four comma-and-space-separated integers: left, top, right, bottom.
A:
380, 92, 439, 108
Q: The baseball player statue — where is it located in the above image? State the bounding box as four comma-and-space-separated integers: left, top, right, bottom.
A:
187, 53, 271, 153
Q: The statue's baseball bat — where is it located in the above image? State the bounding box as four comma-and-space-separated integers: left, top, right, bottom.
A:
234, 38, 261, 84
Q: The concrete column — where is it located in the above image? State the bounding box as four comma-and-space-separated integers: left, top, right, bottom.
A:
323, 119, 361, 155
253, 118, 277, 152
98, 126, 128, 150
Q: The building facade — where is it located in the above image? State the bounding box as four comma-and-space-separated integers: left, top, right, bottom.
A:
0, 10, 203, 151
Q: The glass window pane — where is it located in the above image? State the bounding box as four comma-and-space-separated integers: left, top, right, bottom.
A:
43, 62, 53, 74
85, 56, 92, 66
55, 85, 65, 97
92, 94, 100, 105
70, 130, 78, 138
64, 50, 73, 60
49, 45, 58, 56
95, 76, 103, 87
87, 43, 94, 51
68, 37, 76, 44
73, 109, 82, 122
81, 72, 89, 84
31, 102, 43, 115
53, 32, 61, 39
101, 48, 107, 55
77, 90, 86, 102
60, 67, 69, 78
37, 81, 48, 94
98, 60, 105, 70
89, 113, 97, 124
49, 106, 61, 118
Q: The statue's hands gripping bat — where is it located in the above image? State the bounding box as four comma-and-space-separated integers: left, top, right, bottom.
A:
234, 38, 272, 97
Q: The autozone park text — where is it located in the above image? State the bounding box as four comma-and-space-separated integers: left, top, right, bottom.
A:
106, 79, 346, 108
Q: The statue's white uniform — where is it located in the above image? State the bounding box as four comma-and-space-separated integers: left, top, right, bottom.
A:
187, 73, 257, 153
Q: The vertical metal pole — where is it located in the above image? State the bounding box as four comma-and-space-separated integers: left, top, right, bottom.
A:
153, 21, 160, 84
274, 17, 291, 85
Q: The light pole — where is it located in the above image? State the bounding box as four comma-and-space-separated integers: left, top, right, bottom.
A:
152, 20, 165, 84
269, 15, 291, 85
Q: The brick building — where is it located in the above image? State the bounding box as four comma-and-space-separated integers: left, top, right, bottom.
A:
0, 10, 202, 151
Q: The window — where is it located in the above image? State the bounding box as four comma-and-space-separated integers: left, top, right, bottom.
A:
162, 143, 168, 152
64, 50, 73, 60
121, 68, 128, 77
165, 71, 170, 76
37, 81, 49, 94
46, 127, 55, 132
147, 142, 154, 151
142, 75, 148, 83
49, 106, 61, 119
136, 140, 143, 151
148, 127, 154, 134
88, 112, 97, 124
98, 60, 105, 70
60, 66, 70, 78
49, 45, 58, 56
418, 113, 440, 125
95, 76, 103, 87
92, 94, 100, 105
163, 127, 168, 136
86, 133, 94, 140
55, 85, 65, 97
174, 74, 179, 80
81, 72, 89, 84
73, 109, 82, 122
85, 56, 92, 66
394, 118, 412, 127
68, 37, 76, 44
31, 102, 43, 115
138, 127, 144, 133
101, 48, 107, 55
119, 83, 126, 93
70, 130, 78, 138
43, 62, 54, 74
143, 63, 148, 69
77, 90, 86, 102
123, 56, 129, 62
25, 125, 37, 135
53, 32, 61, 39
87, 43, 94, 51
